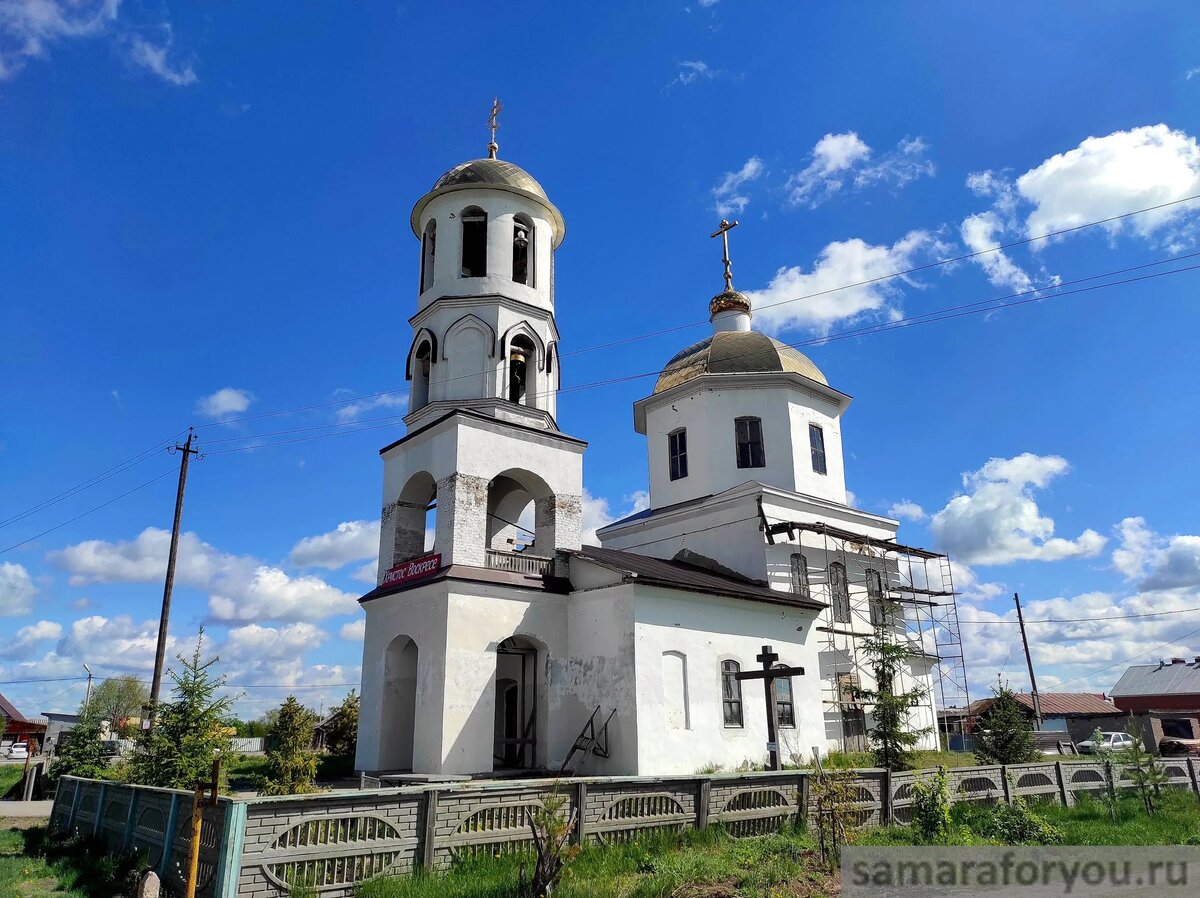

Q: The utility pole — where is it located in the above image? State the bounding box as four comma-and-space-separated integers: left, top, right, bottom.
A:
83, 664, 93, 708
1013, 592, 1044, 729
148, 428, 199, 731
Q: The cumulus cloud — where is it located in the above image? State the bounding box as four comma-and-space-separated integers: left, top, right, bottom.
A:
887, 500, 927, 522
208, 567, 358, 623
339, 619, 365, 641
712, 157, 764, 217
195, 387, 255, 420
785, 133, 933, 208
960, 211, 1036, 293
747, 230, 949, 336
290, 520, 380, 569
0, 561, 36, 616
223, 622, 327, 660
56, 614, 170, 672
128, 26, 195, 85
0, 0, 118, 80
1112, 516, 1200, 591
930, 453, 1106, 566
580, 488, 651, 545
334, 393, 407, 423
0, 619, 62, 659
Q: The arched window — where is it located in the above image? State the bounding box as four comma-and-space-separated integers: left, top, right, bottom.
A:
790, 553, 809, 598
412, 341, 432, 409
508, 335, 535, 405
720, 660, 743, 727
773, 665, 795, 728
668, 428, 688, 481
460, 206, 487, 277
662, 651, 690, 730
735, 417, 765, 468
512, 214, 534, 286
829, 561, 850, 624
809, 423, 827, 475
866, 568, 886, 627
420, 220, 437, 292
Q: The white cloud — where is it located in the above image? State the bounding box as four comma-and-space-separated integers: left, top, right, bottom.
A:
712, 156, 764, 217
930, 453, 1106, 566
195, 387, 255, 419
1017, 125, 1200, 249
785, 133, 933, 208
666, 59, 717, 89
0, 619, 62, 659
352, 562, 378, 585
289, 520, 380, 569
54, 614, 170, 673
223, 622, 327, 660
960, 211, 1035, 293
0, 561, 36, 616
128, 26, 196, 85
339, 619, 365, 641
334, 393, 408, 423
1112, 516, 1200, 591
1187, 67, 1200, 81
748, 229, 949, 336
887, 500, 926, 522
0, 0, 118, 80
208, 566, 358, 623
580, 488, 651, 546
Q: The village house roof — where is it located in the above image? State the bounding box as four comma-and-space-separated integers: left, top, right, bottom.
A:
0, 692, 28, 724
653, 331, 829, 395
1111, 659, 1200, 698
969, 692, 1117, 717
570, 545, 828, 612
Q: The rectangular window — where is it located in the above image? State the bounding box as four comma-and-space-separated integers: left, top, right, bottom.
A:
830, 562, 850, 624
735, 417, 765, 469
721, 660, 743, 727
668, 429, 688, 481
774, 670, 795, 728
867, 569, 886, 627
790, 553, 810, 598
809, 424, 827, 475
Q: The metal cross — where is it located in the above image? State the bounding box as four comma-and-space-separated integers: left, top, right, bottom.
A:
487, 97, 503, 159
709, 218, 739, 292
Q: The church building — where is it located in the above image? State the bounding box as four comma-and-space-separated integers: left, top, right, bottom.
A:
354, 127, 968, 777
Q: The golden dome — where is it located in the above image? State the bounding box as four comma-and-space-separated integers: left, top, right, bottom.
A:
653, 331, 828, 395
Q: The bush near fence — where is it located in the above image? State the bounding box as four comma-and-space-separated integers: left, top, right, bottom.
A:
49, 757, 1200, 898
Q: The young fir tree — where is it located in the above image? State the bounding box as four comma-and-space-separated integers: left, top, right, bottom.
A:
260, 696, 321, 796
124, 630, 234, 790
322, 690, 359, 758
1118, 728, 1170, 815
855, 603, 929, 771
973, 685, 1039, 765
49, 697, 112, 783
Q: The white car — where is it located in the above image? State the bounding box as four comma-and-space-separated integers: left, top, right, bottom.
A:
1077, 731, 1137, 754
6, 743, 29, 761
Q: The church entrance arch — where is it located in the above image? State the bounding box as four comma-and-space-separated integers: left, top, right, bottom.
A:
381, 635, 418, 771
494, 635, 545, 769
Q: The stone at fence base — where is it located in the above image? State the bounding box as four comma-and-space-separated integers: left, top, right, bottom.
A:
134, 870, 160, 898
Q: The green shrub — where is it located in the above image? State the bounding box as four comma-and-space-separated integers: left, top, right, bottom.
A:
965, 799, 1064, 845
908, 768, 952, 844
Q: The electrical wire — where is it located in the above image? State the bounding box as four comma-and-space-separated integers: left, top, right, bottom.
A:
958, 605, 1200, 625
1048, 623, 1200, 691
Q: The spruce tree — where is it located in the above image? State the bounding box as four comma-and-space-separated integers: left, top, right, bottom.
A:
124, 630, 235, 790
322, 690, 359, 758
974, 685, 1039, 765
260, 696, 321, 795
856, 603, 930, 771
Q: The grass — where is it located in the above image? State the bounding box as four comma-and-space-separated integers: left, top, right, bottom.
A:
358, 827, 836, 898
823, 750, 981, 770
0, 823, 149, 898
0, 766, 25, 800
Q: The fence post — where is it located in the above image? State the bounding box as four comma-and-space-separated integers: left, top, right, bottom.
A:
421, 788, 440, 870
123, 789, 139, 852
1000, 766, 1012, 804
575, 781, 589, 843
798, 772, 810, 829
1054, 761, 1069, 807
695, 779, 710, 831
159, 793, 181, 878
1188, 758, 1200, 803
66, 777, 83, 833
92, 783, 108, 836
880, 769, 893, 826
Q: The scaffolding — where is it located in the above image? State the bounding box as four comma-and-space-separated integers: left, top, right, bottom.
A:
758, 511, 972, 753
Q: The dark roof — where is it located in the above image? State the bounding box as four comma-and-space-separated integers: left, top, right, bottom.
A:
969, 692, 1117, 717
1111, 660, 1200, 698
570, 545, 827, 612
0, 692, 28, 724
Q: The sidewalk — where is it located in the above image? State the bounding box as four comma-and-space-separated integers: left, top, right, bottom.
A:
0, 800, 53, 818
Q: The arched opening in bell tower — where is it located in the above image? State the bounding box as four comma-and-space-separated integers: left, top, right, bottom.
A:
393, 471, 437, 564
412, 341, 432, 409
508, 335, 535, 405
512, 214, 534, 286
420, 220, 437, 292
460, 206, 488, 277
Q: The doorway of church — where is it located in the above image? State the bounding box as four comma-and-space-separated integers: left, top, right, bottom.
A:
494, 636, 539, 769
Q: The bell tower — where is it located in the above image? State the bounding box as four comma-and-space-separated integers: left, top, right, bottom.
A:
376, 105, 585, 576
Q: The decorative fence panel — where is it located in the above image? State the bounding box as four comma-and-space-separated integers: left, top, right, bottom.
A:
52, 757, 1200, 898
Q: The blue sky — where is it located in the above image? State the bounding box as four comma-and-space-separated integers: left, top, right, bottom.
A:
3, 0, 1200, 721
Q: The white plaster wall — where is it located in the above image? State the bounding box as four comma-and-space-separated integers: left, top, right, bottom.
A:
642, 381, 846, 510
630, 586, 825, 774
415, 189, 556, 316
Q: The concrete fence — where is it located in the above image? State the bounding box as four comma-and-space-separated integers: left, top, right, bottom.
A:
51, 757, 1200, 898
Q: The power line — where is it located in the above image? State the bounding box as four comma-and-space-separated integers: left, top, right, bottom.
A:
959, 605, 1200, 625
200, 194, 1200, 429
1049, 623, 1200, 691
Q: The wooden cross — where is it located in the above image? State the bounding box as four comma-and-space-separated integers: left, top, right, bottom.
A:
735, 644, 805, 771
487, 97, 503, 159
709, 218, 739, 292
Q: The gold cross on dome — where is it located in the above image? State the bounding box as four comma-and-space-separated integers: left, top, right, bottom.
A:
487, 97, 503, 159
710, 218, 739, 292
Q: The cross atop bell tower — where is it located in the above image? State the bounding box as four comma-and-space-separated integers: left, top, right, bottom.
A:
707, 219, 752, 333
487, 97, 502, 159
710, 218, 738, 293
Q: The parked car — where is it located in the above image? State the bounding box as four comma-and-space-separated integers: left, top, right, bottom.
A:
1077, 731, 1137, 754
6, 742, 29, 760
1159, 736, 1200, 756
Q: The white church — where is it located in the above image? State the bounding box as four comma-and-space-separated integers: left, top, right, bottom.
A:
354, 131, 966, 778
